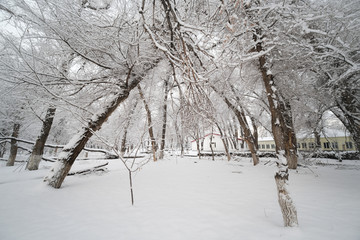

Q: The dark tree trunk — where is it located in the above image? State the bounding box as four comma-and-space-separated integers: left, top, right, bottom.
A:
174, 120, 184, 157
250, 116, 259, 150
159, 78, 169, 159
6, 123, 20, 166
211, 85, 258, 165
0, 142, 6, 158
255, 31, 298, 169
222, 96, 259, 165
120, 101, 138, 157
137, 84, 157, 161
252, 25, 298, 227
216, 124, 231, 161
44, 67, 150, 188
314, 129, 322, 152
333, 88, 360, 151
209, 132, 215, 161
27, 106, 56, 170
195, 130, 201, 159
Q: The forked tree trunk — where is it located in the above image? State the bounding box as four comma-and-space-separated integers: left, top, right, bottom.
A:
274, 166, 299, 227
44, 69, 149, 188
6, 123, 20, 166
137, 84, 157, 161
27, 106, 56, 170
159, 78, 169, 159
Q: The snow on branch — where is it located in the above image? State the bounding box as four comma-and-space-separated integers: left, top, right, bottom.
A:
240, 46, 275, 62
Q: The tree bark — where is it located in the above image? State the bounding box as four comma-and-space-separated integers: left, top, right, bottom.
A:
174, 119, 184, 157
216, 123, 231, 161
222, 96, 259, 165
120, 101, 138, 157
159, 78, 169, 159
6, 123, 20, 166
255, 32, 298, 169
137, 84, 157, 162
44, 67, 151, 189
332, 89, 360, 151
27, 106, 56, 170
209, 132, 215, 161
195, 130, 201, 159
274, 167, 299, 227
211, 85, 259, 164
0, 142, 6, 158
250, 116, 259, 150
314, 129, 322, 152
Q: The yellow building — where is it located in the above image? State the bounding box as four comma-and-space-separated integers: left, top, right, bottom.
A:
258, 130, 356, 152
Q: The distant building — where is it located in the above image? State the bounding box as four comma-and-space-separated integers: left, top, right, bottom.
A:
258, 129, 356, 152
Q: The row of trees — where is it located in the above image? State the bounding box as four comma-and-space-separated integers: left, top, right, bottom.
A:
0, 0, 359, 227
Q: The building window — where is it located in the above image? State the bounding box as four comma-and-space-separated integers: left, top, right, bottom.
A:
266, 144, 270, 149
271, 144, 275, 149
211, 142, 216, 148
262, 144, 265, 149
323, 142, 330, 149
309, 142, 315, 149
301, 142, 307, 149
331, 142, 338, 149
345, 142, 353, 149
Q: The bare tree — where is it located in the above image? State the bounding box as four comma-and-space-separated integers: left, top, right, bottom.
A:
137, 84, 158, 162
26, 106, 56, 170
159, 78, 170, 159
6, 122, 20, 166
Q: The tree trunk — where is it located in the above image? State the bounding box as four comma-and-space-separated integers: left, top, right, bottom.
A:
44, 69, 148, 189
6, 123, 20, 166
255, 32, 298, 169
250, 116, 259, 150
174, 119, 184, 157
216, 123, 231, 161
27, 106, 56, 170
314, 129, 322, 152
120, 101, 138, 157
223, 96, 259, 165
209, 132, 215, 161
159, 78, 169, 159
0, 142, 6, 158
275, 167, 299, 227
252, 27, 299, 226
211, 85, 259, 164
137, 84, 157, 161
332, 89, 360, 151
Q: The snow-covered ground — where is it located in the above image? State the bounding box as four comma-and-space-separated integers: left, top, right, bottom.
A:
1, 155, 360, 240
